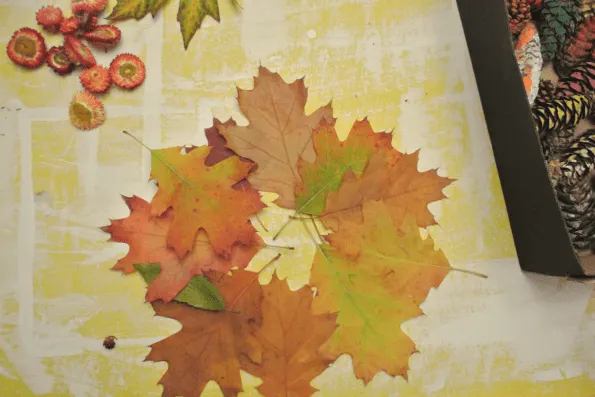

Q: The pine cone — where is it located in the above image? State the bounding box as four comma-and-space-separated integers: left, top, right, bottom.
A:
534, 79, 557, 106
555, 17, 595, 75
556, 61, 595, 96
543, 129, 575, 156
527, 0, 544, 11
540, 0, 582, 62
508, 0, 532, 35
581, 0, 595, 19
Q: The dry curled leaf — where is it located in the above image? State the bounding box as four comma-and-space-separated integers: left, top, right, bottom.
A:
240, 275, 337, 397
311, 200, 451, 382
321, 150, 454, 232
216, 66, 335, 209
146, 270, 263, 397
149, 145, 264, 258
102, 196, 262, 302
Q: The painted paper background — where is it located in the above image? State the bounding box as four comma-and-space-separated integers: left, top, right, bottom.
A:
1, 0, 595, 395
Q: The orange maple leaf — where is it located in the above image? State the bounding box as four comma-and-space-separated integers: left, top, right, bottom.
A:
215, 66, 335, 209
149, 145, 264, 258
146, 270, 264, 397
101, 196, 262, 302
240, 275, 337, 397
321, 149, 454, 232
311, 200, 451, 382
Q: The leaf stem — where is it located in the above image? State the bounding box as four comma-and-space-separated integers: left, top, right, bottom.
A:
228, 253, 281, 315
365, 250, 488, 279
264, 244, 295, 251
122, 130, 194, 190
309, 215, 325, 243
448, 267, 488, 278
254, 213, 269, 232
257, 253, 282, 274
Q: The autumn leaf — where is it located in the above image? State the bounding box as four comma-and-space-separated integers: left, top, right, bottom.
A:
177, 0, 220, 49
216, 66, 335, 209
321, 149, 454, 232
107, 0, 225, 49
107, 0, 170, 21
295, 118, 393, 216
240, 275, 337, 397
310, 200, 451, 382
146, 270, 263, 397
135, 263, 225, 311
101, 195, 262, 302
147, 143, 264, 258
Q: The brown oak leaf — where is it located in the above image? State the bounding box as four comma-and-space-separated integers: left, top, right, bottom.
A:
321, 150, 454, 232
215, 66, 335, 209
240, 275, 337, 397
146, 270, 263, 397
101, 196, 262, 302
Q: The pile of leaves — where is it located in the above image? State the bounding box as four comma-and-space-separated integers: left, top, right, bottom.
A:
107, 0, 239, 49
5, 0, 146, 131
102, 66, 457, 397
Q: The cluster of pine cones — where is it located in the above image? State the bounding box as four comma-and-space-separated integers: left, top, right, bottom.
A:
507, 0, 595, 250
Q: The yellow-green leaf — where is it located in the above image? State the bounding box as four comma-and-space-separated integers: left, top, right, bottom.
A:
177, 0, 220, 49
107, 0, 170, 20
310, 200, 451, 382
135, 263, 225, 311
295, 119, 393, 216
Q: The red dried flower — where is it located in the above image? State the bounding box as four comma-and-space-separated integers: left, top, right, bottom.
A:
85, 15, 99, 32
72, 0, 109, 14
46, 46, 74, 75
60, 16, 80, 35
6, 28, 47, 69
109, 53, 146, 89
36, 6, 64, 32
80, 65, 111, 93
64, 35, 96, 68
84, 25, 121, 50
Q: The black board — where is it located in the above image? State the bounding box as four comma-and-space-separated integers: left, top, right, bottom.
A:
455, 0, 585, 276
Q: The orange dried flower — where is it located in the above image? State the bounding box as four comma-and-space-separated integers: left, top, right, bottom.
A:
69, 91, 106, 130
80, 65, 111, 93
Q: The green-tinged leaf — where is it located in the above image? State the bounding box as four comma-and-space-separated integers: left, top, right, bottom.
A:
134, 263, 225, 311
310, 200, 451, 381
295, 119, 393, 216
229, 0, 241, 11
177, 0, 220, 49
107, 0, 170, 20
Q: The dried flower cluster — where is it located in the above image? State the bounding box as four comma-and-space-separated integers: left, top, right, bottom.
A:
6, 0, 146, 130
